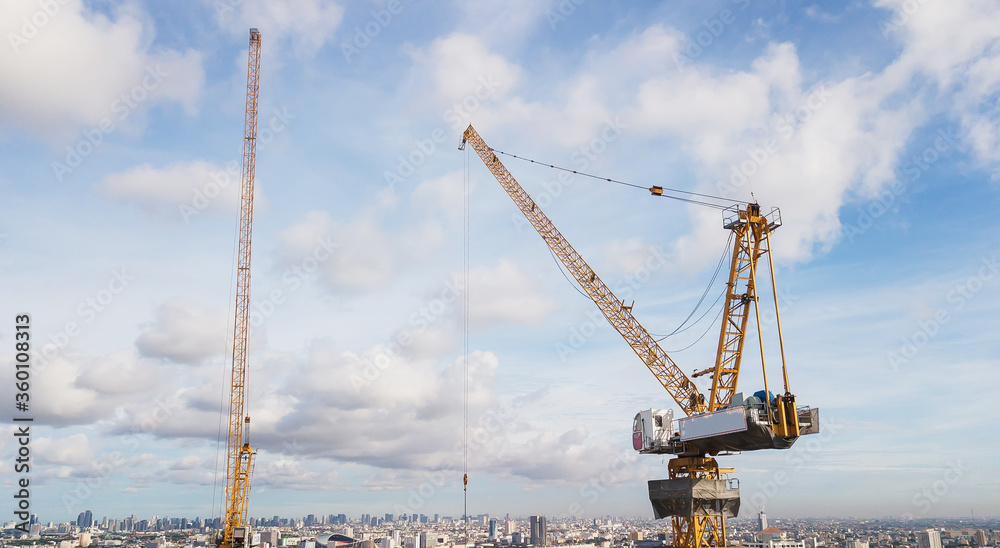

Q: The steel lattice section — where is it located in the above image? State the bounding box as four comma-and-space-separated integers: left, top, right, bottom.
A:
463, 125, 704, 417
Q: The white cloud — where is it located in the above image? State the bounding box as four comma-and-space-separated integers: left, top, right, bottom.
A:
92, 337, 627, 486
30, 351, 178, 427
408, 32, 522, 115
597, 238, 669, 278
213, 0, 344, 58
876, 0, 1000, 180
467, 260, 558, 328
413, 170, 469, 225
0, 0, 203, 138
136, 301, 228, 364
34, 433, 94, 466
409, 13, 998, 269
33, 356, 106, 426
169, 454, 205, 470
253, 456, 342, 491
77, 349, 163, 394
101, 161, 263, 221
278, 210, 396, 291
456, 0, 558, 46
483, 427, 644, 487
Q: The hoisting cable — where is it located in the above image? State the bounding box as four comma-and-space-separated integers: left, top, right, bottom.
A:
662, 302, 726, 353
212, 202, 244, 525
655, 288, 726, 340
493, 149, 743, 210
651, 231, 734, 340
462, 141, 471, 542
540, 222, 733, 351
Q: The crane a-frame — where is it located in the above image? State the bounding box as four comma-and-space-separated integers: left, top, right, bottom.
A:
460, 125, 818, 548
219, 27, 262, 548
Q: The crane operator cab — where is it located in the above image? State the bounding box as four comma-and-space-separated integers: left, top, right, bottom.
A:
633, 392, 819, 457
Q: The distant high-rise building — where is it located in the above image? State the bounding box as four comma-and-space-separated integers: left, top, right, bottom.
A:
758, 508, 767, 532
511, 532, 523, 545
489, 519, 498, 539
918, 530, 942, 548
260, 530, 279, 547
975, 531, 987, 547
529, 516, 547, 546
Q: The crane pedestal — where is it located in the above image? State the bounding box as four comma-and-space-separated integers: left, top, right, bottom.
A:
648, 457, 739, 548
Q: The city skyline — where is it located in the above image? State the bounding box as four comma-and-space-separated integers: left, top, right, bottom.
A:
2, 0, 1000, 523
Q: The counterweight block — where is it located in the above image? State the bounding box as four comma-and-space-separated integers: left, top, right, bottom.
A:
648, 478, 740, 520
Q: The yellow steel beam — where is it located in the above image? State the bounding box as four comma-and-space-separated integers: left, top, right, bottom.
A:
462, 124, 706, 416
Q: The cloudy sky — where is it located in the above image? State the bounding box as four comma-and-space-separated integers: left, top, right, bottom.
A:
2, 0, 999, 526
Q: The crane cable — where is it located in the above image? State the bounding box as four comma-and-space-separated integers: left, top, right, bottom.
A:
493, 149, 743, 210
213, 201, 244, 525
651, 231, 734, 341
662, 301, 726, 353
462, 142, 470, 542
543, 227, 734, 352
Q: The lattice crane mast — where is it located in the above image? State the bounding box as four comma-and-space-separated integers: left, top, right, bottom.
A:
460, 125, 818, 548
219, 27, 261, 548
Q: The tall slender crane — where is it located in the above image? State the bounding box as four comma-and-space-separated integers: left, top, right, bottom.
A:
219, 27, 262, 548
460, 125, 817, 548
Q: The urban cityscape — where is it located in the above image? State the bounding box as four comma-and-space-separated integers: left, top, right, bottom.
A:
2, 509, 997, 548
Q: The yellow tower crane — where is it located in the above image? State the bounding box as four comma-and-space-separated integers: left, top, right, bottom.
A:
460, 125, 819, 548
219, 27, 262, 548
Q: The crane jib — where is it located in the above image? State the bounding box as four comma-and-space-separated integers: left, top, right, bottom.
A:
462, 125, 704, 417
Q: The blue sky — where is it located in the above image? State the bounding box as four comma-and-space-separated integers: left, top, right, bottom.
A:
1, 0, 999, 526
